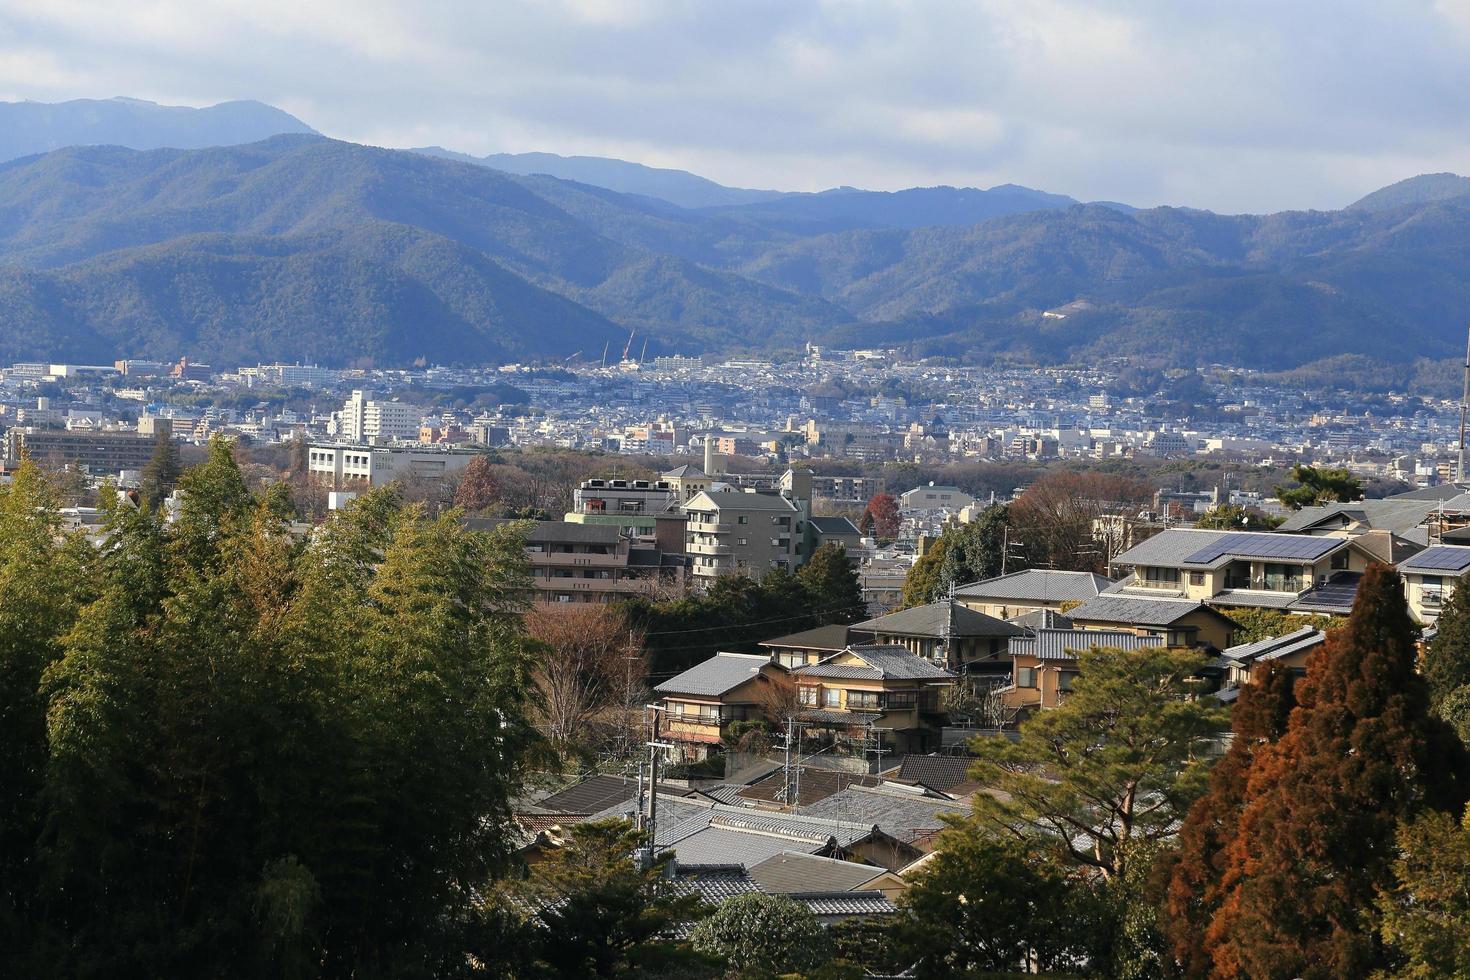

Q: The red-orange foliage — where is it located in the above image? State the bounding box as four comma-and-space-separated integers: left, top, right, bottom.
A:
1207, 564, 1469, 979
1162, 662, 1298, 979
862, 492, 901, 539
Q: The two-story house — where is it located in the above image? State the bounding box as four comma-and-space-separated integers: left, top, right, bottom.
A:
655, 652, 790, 762
1110, 528, 1378, 619
849, 600, 1023, 680
1397, 544, 1470, 624
792, 645, 955, 754
1213, 626, 1326, 703
1004, 628, 1168, 710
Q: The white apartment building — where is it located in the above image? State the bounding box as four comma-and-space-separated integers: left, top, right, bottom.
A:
336, 390, 419, 444
307, 443, 481, 488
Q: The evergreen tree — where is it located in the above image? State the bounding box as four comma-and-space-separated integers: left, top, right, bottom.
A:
1273, 463, 1363, 510
797, 542, 865, 623
137, 426, 182, 509
1422, 570, 1470, 713
1162, 662, 1298, 978
941, 503, 1015, 586
1209, 564, 1470, 979
901, 536, 948, 608
689, 892, 832, 977
970, 646, 1227, 884
1376, 804, 1470, 978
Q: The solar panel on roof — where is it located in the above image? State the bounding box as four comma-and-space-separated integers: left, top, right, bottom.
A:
1183, 532, 1340, 565
1406, 548, 1470, 572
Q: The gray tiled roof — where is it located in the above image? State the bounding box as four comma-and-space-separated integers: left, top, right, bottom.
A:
1009, 628, 1167, 661
1223, 626, 1326, 665
738, 766, 882, 806
1067, 594, 1223, 628
954, 569, 1115, 602
760, 624, 852, 652
1110, 529, 1228, 567
1276, 499, 1438, 535
854, 600, 1024, 639
794, 645, 955, 681
896, 754, 977, 794
656, 652, 772, 697
1007, 608, 1074, 630
537, 774, 641, 814
669, 865, 763, 903
748, 852, 885, 894
810, 516, 861, 534
795, 891, 897, 918
1208, 589, 1300, 610
797, 785, 964, 839
663, 826, 820, 867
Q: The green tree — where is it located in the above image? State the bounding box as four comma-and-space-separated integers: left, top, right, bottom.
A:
1422, 572, 1470, 737
689, 892, 832, 977
797, 542, 865, 623
901, 536, 949, 608
1216, 606, 1346, 645
1377, 804, 1470, 979
893, 826, 1088, 977
1195, 503, 1281, 530
1209, 564, 1470, 979
970, 646, 1227, 884
137, 426, 182, 509
524, 818, 704, 978
1273, 463, 1363, 510
941, 503, 1015, 587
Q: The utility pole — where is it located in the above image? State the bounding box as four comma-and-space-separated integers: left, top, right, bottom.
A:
641, 705, 673, 868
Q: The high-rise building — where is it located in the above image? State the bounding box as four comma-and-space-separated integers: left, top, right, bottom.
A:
337, 390, 419, 444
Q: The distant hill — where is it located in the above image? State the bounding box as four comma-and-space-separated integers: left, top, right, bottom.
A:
0, 97, 317, 163
412, 147, 784, 209
700, 183, 1082, 233
1347, 173, 1470, 213
1, 135, 1470, 371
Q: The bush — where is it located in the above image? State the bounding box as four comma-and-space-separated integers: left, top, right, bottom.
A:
689, 893, 833, 976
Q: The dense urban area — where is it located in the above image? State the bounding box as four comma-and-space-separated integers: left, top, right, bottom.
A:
3, 344, 1470, 978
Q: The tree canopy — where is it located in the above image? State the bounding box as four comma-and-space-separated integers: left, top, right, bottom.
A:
1273, 463, 1364, 510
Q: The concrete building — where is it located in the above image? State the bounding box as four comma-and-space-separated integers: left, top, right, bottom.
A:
683, 468, 813, 582
898, 483, 975, 514
337, 390, 419, 444
307, 443, 480, 488
6, 428, 161, 474
467, 519, 688, 606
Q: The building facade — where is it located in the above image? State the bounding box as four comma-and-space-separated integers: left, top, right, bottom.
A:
337, 390, 419, 444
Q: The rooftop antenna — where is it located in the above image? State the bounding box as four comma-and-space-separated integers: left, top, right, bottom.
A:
1459, 323, 1470, 483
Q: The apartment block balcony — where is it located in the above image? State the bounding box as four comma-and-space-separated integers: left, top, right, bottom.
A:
687, 519, 733, 534
688, 541, 733, 556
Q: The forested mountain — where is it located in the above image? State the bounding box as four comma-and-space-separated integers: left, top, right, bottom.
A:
0, 130, 1467, 371
0, 97, 315, 163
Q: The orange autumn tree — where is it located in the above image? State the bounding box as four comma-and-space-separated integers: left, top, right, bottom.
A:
1161, 661, 1297, 979
1207, 564, 1470, 979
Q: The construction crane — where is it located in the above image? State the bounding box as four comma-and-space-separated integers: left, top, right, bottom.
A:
600, 341, 609, 369
621, 329, 635, 362
638, 337, 648, 364
563, 351, 582, 363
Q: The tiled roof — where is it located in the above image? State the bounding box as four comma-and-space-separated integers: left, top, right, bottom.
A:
656, 652, 772, 697
1208, 589, 1300, 610
1223, 626, 1326, 665
738, 766, 883, 806
1010, 628, 1167, 661
537, 774, 641, 814
1110, 528, 1229, 567
1276, 499, 1438, 535
1067, 594, 1227, 628
794, 645, 955, 681
669, 864, 764, 903
796, 785, 965, 840
954, 569, 1115, 603
686, 490, 798, 512
810, 516, 861, 534
895, 754, 977, 794
759, 624, 852, 652
1114, 528, 1346, 570
662, 464, 706, 479
749, 852, 885, 894
794, 890, 897, 918
1007, 608, 1073, 630
853, 600, 1023, 639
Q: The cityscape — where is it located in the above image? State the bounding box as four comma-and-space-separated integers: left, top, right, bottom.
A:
4, 3, 1470, 978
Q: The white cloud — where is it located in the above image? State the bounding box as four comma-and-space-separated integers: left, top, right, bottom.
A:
0, 0, 1468, 211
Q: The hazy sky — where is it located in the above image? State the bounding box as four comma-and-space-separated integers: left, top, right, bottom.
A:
3, 0, 1470, 212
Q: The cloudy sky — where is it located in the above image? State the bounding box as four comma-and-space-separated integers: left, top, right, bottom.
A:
2, 0, 1470, 213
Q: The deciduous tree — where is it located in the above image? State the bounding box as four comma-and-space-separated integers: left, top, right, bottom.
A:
526, 604, 643, 757
861, 491, 901, 539
453, 453, 501, 513
1009, 471, 1152, 572
1209, 564, 1469, 979
1163, 662, 1298, 978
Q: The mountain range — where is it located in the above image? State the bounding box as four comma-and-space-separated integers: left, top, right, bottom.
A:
2, 100, 1470, 372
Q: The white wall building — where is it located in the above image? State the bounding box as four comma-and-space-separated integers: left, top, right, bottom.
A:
307, 443, 481, 488
336, 390, 419, 444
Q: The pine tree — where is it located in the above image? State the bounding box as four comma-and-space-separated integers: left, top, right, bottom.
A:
137, 426, 181, 510
1209, 564, 1470, 979
1162, 661, 1297, 978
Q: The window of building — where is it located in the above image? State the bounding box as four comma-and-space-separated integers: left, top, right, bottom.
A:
1059, 671, 1079, 691
823, 688, 841, 708
1016, 667, 1037, 688
1331, 551, 1349, 570
799, 686, 818, 706
738, 515, 749, 524
847, 690, 880, 710
1142, 567, 1180, 588
1189, 571, 1205, 586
